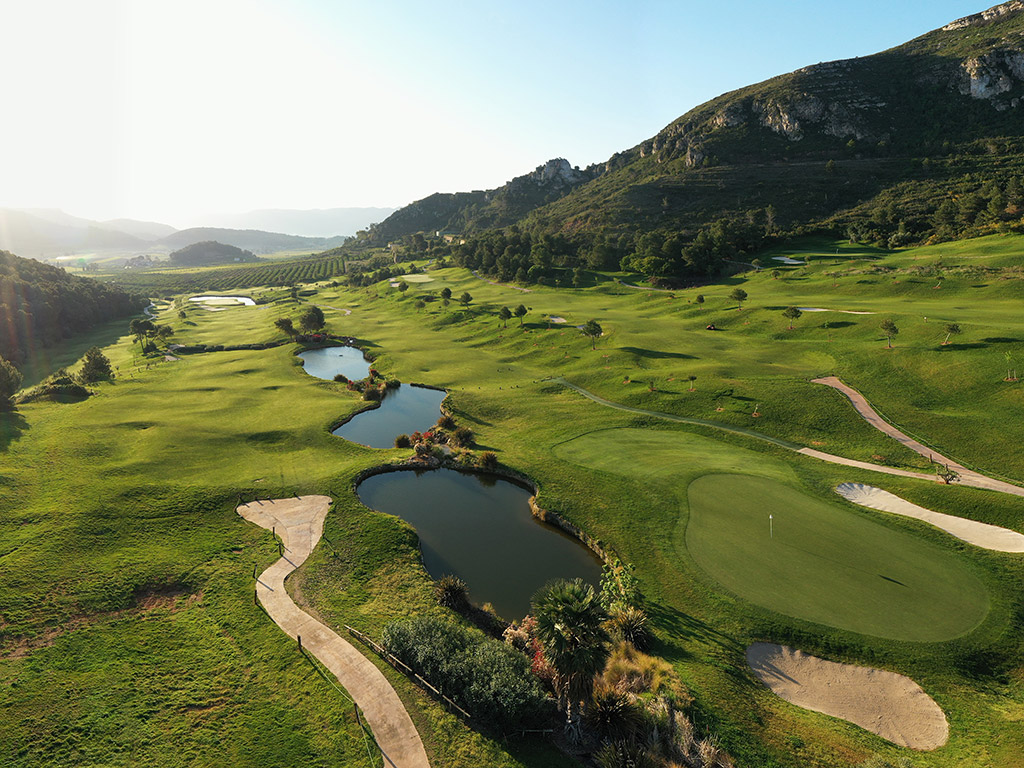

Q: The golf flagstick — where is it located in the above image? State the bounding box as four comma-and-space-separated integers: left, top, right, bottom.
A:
770, 514, 773, 539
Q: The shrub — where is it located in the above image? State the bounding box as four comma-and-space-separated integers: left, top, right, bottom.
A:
362, 387, 381, 402
435, 575, 470, 611
478, 451, 498, 470
414, 442, 432, 457
333, 373, 348, 383
385, 378, 400, 389
451, 426, 474, 447
16, 369, 88, 404
436, 413, 455, 430
381, 615, 552, 729
0, 356, 23, 408
608, 606, 651, 650
394, 434, 411, 448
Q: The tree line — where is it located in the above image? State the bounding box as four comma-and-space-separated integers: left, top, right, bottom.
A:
0, 250, 147, 364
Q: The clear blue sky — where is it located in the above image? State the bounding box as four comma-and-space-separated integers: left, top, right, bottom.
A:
0, 0, 988, 224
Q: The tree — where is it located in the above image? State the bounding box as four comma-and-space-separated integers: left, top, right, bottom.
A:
938, 466, 961, 485
532, 579, 609, 741
581, 320, 603, 350
0, 356, 23, 408
880, 319, 899, 348
440, 287, 452, 302
687, 375, 697, 391
129, 318, 156, 345
771, 269, 781, 280
274, 317, 297, 337
514, 304, 527, 325
943, 322, 962, 345
695, 294, 705, 310
459, 291, 473, 308
299, 305, 326, 334
498, 306, 512, 328
730, 287, 748, 309
397, 281, 409, 293
79, 347, 113, 383
782, 306, 802, 330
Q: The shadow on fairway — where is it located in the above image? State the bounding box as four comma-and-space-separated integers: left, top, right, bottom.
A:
0, 410, 27, 451
647, 602, 744, 654
618, 347, 696, 361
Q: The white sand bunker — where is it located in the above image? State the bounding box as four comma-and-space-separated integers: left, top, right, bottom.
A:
797, 307, 875, 315
837, 483, 1024, 552
747, 643, 948, 750
400, 274, 434, 283
772, 255, 804, 265
549, 316, 568, 324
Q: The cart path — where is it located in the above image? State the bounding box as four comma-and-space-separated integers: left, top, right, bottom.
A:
238, 496, 430, 768
813, 377, 1024, 498
552, 378, 1024, 493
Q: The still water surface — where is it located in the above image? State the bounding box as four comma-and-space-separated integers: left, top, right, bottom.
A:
357, 468, 604, 619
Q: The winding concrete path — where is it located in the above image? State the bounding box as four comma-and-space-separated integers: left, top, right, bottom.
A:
238, 496, 429, 768
813, 377, 1024, 497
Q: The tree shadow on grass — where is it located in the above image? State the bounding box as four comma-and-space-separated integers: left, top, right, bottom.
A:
937, 342, 988, 351
0, 410, 28, 451
982, 337, 1020, 344
646, 602, 744, 654
821, 321, 855, 329
618, 347, 696, 360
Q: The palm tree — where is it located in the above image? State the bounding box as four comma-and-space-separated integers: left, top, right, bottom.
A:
942, 322, 962, 345
532, 579, 610, 741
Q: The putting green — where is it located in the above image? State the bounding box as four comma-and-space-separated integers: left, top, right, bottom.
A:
686, 474, 989, 641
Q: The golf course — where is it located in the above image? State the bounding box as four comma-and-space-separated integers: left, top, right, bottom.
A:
3, 234, 1024, 767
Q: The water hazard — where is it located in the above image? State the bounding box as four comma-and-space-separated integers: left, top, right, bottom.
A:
298, 346, 371, 382
333, 385, 446, 449
356, 468, 604, 620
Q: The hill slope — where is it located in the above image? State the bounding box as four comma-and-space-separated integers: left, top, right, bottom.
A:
363, 158, 598, 245
524, 1, 1024, 242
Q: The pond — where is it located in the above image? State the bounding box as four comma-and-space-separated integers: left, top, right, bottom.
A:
356, 468, 604, 620
333, 384, 446, 449
298, 346, 371, 382
188, 295, 256, 306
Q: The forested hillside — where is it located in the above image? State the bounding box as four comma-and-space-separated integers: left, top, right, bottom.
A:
0, 251, 147, 364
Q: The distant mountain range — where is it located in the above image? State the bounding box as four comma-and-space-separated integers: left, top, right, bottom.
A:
360, 2, 1024, 252
0, 207, 395, 259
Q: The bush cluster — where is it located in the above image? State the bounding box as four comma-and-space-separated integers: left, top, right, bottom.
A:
381, 615, 553, 730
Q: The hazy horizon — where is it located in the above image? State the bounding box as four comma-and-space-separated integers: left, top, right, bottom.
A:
2, 1, 985, 225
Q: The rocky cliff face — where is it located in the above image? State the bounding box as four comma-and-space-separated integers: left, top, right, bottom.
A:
943, 1, 1024, 31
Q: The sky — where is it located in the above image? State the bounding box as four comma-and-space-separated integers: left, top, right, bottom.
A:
0, 0, 989, 227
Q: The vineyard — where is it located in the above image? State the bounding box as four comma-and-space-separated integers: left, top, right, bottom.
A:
95, 254, 352, 294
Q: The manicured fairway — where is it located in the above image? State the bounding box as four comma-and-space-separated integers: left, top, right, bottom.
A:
553, 427, 794, 483
686, 474, 989, 641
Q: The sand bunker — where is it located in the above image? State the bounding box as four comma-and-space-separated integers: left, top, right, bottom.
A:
400, 274, 434, 283
549, 316, 568, 324
747, 643, 948, 750
836, 483, 1024, 552
772, 255, 804, 265
797, 307, 875, 314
